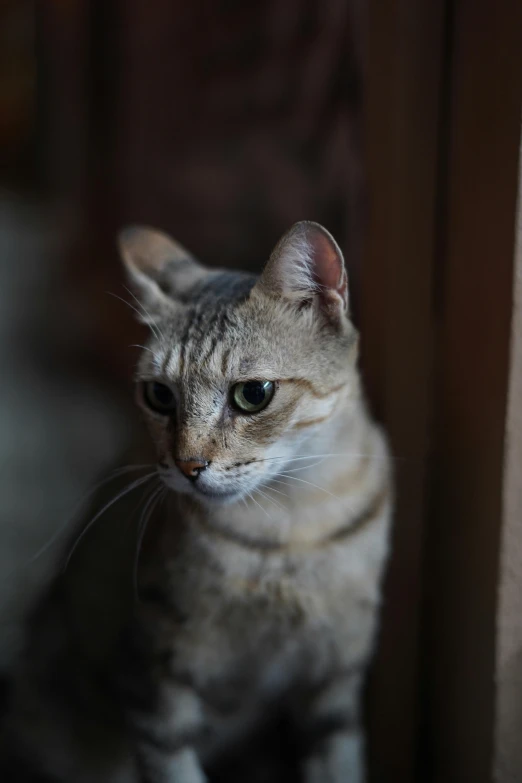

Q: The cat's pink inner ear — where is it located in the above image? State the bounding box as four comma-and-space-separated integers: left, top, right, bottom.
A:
259, 221, 348, 307
307, 226, 348, 307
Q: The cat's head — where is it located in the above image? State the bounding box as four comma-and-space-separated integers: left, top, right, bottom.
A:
118, 221, 359, 504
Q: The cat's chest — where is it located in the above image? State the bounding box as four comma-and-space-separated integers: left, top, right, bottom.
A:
170, 568, 314, 663
160, 549, 363, 693
166, 587, 311, 711
143, 513, 384, 697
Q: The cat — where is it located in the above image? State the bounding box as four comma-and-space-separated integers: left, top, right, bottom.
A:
0, 220, 392, 783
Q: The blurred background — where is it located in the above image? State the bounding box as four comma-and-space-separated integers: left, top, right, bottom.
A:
0, 0, 365, 665
0, 3, 362, 606
1, 2, 522, 782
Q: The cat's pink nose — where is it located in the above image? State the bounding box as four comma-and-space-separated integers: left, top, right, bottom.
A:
174, 458, 209, 481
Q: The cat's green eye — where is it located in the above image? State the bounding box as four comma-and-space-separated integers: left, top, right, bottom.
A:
143, 381, 176, 414
231, 380, 275, 413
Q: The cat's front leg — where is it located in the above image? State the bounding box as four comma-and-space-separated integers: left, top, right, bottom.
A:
298, 669, 366, 783
126, 680, 208, 783
305, 730, 365, 783
136, 745, 206, 783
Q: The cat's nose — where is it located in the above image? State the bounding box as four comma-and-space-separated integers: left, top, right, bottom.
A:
174, 457, 209, 481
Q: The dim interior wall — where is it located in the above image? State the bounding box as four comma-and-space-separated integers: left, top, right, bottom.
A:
495, 128, 522, 783
0, 196, 127, 668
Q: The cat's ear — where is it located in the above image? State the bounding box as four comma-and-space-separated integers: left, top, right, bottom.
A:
256, 221, 349, 320
117, 226, 206, 319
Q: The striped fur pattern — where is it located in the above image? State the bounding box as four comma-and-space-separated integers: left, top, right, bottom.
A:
0, 222, 392, 783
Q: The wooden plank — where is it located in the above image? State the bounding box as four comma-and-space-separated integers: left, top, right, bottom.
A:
361, 2, 446, 780
423, 0, 522, 780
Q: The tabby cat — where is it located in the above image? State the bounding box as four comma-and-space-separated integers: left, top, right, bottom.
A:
0, 221, 392, 782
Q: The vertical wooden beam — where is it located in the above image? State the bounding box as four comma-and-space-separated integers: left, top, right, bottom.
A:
361, 2, 446, 780
424, 1, 522, 780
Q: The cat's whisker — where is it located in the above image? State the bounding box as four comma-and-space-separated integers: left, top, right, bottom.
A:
270, 476, 357, 521
254, 454, 335, 464
134, 480, 161, 541
8, 464, 156, 575
246, 491, 272, 520
269, 478, 296, 491
134, 484, 166, 600
255, 487, 284, 513
253, 452, 401, 463
123, 285, 167, 344
280, 459, 327, 473
261, 483, 289, 499
107, 291, 148, 324
107, 291, 163, 345
63, 472, 157, 572
275, 472, 342, 502
129, 344, 163, 363
106, 463, 157, 477
258, 454, 344, 463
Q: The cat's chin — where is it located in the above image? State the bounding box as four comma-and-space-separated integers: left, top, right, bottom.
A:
190, 485, 243, 505
170, 481, 243, 506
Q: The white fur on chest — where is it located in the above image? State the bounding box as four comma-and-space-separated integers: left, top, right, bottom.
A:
165, 510, 388, 696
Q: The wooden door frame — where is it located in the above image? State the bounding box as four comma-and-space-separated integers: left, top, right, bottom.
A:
422, 1, 522, 781
362, 0, 522, 781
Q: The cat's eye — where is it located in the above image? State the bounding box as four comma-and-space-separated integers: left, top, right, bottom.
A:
143, 381, 176, 414
231, 380, 275, 413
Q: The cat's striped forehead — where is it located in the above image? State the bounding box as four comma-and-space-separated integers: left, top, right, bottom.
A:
140, 266, 352, 393
150, 271, 259, 379
122, 221, 356, 392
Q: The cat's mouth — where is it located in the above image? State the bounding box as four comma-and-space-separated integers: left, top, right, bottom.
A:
158, 468, 242, 504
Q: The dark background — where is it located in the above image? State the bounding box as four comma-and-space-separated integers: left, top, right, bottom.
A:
2, 0, 365, 384
2, 2, 522, 782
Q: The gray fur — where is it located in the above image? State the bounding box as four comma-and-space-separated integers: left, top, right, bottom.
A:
1, 222, 392, 783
